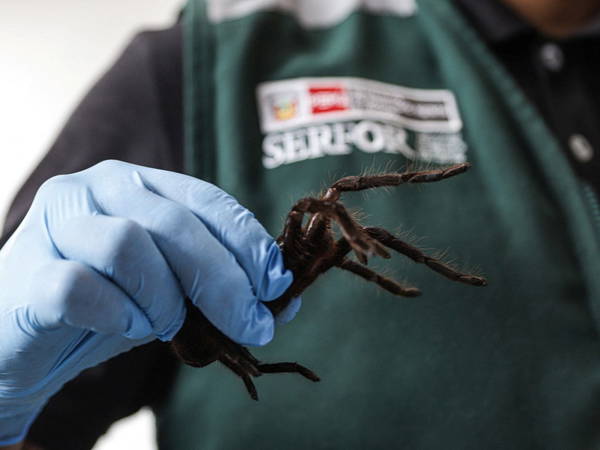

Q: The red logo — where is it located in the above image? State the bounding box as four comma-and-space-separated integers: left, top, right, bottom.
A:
309, 85, 349, 114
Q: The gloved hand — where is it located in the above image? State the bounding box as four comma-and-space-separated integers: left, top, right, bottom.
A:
0, 160, 297, 445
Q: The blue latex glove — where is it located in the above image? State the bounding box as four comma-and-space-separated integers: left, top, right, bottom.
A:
0, 160, 297, 445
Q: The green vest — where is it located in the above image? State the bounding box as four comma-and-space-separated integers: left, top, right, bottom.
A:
158, 1, 600, 448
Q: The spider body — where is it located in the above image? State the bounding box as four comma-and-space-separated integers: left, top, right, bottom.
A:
171, 163, 487, 400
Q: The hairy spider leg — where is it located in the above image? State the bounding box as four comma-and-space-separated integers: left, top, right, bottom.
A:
218, 345, 322, 401
224, 359, 321, 401
220, 353, 321, 401
328, 237, 420, 296
279, 210, 306, 264
323, 163, 472, 202
288, 198, 390, 263
364, 227, 487, 286
257, 363, 320, 381
222, 348, 262, 378
337, 259, 421, 297
279, 197, 364, 267
219, 353, 261, 401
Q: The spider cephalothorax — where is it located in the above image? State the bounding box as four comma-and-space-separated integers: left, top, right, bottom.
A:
171, 163, 487, 400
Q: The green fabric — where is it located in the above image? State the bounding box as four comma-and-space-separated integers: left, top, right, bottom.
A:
160, 1, 600, 448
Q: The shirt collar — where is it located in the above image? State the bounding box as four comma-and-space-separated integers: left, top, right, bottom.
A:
454, 0, 600, 42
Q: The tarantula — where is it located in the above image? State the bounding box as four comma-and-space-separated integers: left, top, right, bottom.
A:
171, 162, 487, 400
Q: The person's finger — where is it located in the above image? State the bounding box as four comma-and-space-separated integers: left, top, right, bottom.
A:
48, 214, 186, 341
28, 259, 153, 339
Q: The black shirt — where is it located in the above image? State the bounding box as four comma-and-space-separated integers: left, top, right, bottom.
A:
457, 0, 600, 189
2, 2, 599, 448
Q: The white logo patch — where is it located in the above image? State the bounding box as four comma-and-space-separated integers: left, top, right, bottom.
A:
256, 77, 467, 169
